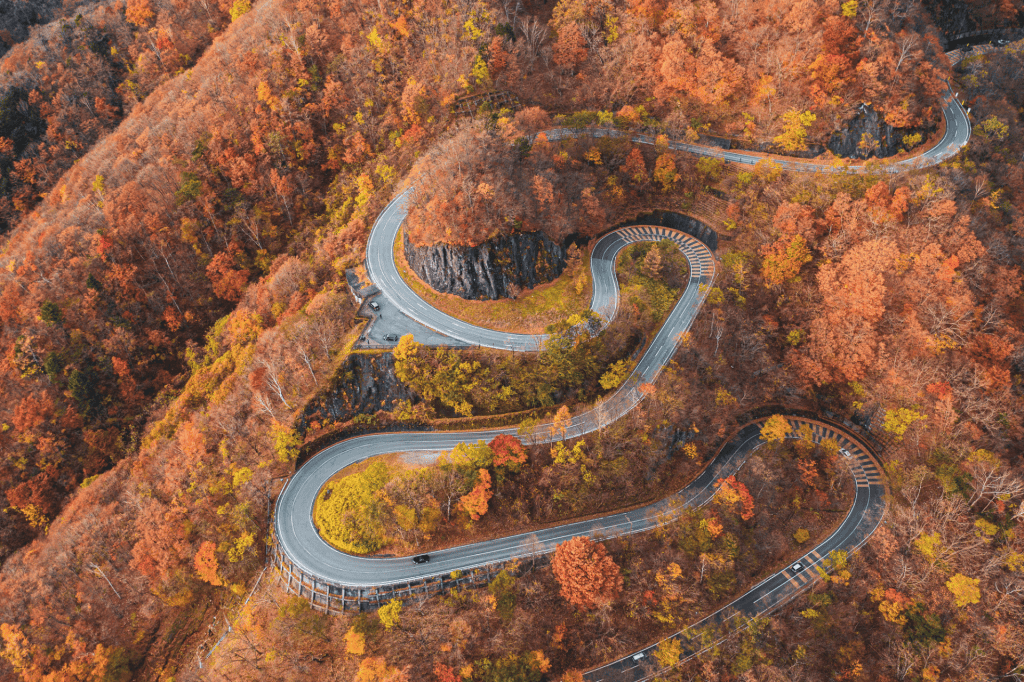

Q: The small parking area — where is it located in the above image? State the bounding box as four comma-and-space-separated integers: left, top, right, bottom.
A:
356, 294, 470, 349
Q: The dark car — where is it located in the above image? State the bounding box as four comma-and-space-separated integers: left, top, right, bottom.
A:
369, 301, 380, 311
412, 554, 430, 564
383, 334, 399, 342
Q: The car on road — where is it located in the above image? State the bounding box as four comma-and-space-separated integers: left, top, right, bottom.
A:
369, 301, 380, 311
791, 561, 804, 572
840, 449, 851, 458
383, 334, 399, 342
632, 653, 645, 662
412, 554, 430, 564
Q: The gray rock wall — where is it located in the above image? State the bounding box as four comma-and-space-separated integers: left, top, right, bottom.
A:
404, 231, 568, 300
299, 353, 416, 434
704, 104, 933, 160
826, 105, 934, 160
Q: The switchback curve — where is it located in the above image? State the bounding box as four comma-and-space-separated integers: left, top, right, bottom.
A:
269, 89, 980, 676
275, 222, 888, 680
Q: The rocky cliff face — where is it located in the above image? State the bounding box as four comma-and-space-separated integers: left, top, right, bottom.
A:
299, 353, 416, 434
826, 105, 934, 160
404, 231, 569, 300
703, 105, 932, 161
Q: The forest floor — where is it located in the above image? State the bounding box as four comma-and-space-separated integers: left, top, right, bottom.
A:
392, 228, 593, 334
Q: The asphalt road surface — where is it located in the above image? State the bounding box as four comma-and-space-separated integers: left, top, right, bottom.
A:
276, 224, 718, 587
275, 93, 972, 678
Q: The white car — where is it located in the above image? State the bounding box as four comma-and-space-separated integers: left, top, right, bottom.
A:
792, 562, 805, 572
632, 652, 646, 662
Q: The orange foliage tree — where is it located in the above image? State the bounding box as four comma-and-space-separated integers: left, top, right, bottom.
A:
194, 541, 223, 587
714, 476, 755, 521
551, 536, 623, 610
458, 469, 493, 521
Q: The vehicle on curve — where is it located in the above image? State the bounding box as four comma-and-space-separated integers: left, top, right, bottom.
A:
412, 554, 430, 564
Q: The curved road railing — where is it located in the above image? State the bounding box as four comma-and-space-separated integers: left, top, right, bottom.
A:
275, 86, 973, 678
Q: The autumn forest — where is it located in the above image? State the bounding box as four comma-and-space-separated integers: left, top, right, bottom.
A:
0, 0, 1023, 680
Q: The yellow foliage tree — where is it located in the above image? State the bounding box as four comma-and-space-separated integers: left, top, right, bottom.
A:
946, 573, 981, 608
914, 531, 943, 564
653, 154, 680, 192
654, 637, 683, 668
345, 627, 366, 656
378, 598, 403, 630
761, 235, 812, 288
774, 110, 817, 151
271, 422, 301, 462
883, 408, 927, 441
760, 415, 791, 445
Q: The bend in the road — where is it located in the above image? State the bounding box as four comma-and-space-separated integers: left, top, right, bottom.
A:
269, 102, 956, 677
276, 223, 717, 588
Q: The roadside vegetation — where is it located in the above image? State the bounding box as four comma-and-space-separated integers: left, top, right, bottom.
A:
1, 0, 1023, 680
225, 416, 857, 681
313, 416, 853, 563
615, 239, 689, 323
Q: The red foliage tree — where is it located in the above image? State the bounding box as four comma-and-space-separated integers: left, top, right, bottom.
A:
489, 434, 528, 472
206, 252, 249, 302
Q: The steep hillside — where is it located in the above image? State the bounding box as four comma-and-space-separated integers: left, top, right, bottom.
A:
0, 0, 1021, 681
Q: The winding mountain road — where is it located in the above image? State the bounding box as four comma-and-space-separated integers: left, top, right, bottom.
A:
274, 88, 971, 679
542, 81, 969, 174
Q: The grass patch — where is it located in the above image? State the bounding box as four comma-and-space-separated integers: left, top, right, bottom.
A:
614, 240, 688, 323
394, 230, 593, 334
313, 452, 430, 555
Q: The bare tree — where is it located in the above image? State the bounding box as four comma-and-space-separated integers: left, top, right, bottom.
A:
499, 0, 523, 31
887, 32, 919, 97
963, 456, 1024, 513
519, 15, 547, 67
257, 358, 292, 408
882, 640, 916, 680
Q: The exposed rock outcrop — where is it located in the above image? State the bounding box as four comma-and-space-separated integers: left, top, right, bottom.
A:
825, 105, 934, 160
299, 353, 416, 435
404, 230, 569, 300
700, 104, 933, 161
